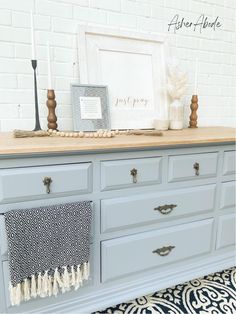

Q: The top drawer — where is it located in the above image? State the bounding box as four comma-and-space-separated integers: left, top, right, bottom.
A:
168, 152, 218, 182
222, 151, 235, 176
0, 163, 92, 203
101, 157, 162, 191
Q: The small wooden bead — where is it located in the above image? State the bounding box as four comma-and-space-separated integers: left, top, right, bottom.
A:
79, 131, 84, 138
94, 133, 98, 138
103, 133, 107, 138
85, 133, 89, 138
89, 133, 94, 138
48, 129, 53, 134
98, 133, 103, 138
107, 132, 112, 138
65, 133, 70, 137
60, 132, 65, 137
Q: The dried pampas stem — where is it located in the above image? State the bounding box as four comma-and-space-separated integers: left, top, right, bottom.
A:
166, 58, 187, 100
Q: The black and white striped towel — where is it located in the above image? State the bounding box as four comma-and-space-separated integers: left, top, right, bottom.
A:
4, 201, 92, 306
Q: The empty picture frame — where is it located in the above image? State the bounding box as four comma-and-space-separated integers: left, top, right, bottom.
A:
77, 26, 169, 129
71, 84, 110, 131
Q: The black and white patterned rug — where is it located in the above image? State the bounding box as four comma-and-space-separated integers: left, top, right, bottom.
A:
94, 267, 236, 314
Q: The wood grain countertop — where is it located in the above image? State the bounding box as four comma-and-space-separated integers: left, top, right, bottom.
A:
0, 127, 235, 156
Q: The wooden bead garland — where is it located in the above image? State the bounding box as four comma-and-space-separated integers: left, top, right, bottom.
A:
48, 129, 116, 138
47, 128, 163, 139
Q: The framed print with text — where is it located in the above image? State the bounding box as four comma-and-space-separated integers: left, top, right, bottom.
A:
71, 84, 110, 131
77, 26, 168, 129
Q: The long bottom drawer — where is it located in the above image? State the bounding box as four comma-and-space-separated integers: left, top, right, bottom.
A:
216, 214, 236, 250
101, 219, 213, 282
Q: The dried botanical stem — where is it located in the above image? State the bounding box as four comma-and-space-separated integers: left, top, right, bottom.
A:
13, 130, 49, 138
125, 129, 163, 136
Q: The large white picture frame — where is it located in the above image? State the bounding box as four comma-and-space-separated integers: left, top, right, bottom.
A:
78, 26, 168, 129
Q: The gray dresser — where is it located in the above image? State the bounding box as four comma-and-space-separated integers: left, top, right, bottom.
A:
0, 128, 235, 313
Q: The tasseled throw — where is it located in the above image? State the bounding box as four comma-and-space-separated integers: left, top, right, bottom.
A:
8, 261, 90, 305
37, 272, 42, 296
41, 271, 48, 298
71, 266, 76, 286
31, 275, 37, 298
23, 278, 30, 301
48, 275, 52, 297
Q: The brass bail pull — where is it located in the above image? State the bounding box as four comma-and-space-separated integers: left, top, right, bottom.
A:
43, 176, 52, 194
130, 168, 138, 183
154, 204, 177, 215
193, 162, 200, 176
152, 245, 175, 257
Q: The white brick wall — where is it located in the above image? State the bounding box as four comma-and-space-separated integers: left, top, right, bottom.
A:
0, 0, 235, 131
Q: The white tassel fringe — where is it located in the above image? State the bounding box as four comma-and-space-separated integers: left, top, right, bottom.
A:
9, 262, 90, 306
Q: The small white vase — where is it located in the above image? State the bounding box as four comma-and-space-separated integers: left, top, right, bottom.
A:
169, 99, 184, 130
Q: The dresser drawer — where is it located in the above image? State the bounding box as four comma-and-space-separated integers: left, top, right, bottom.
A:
101, 219, 213, 282
101, 184, 216, 233
222, 151, 235, 176
168, 152, 218, 182
0, 215, 7, 258
2, 261, 10, 308
216, 214, 236, 250
101, 157, 161, 191
0, 163, 92, 203
220, 181, 236, 210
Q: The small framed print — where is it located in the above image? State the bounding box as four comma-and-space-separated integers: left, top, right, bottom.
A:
71, 84, 110, 131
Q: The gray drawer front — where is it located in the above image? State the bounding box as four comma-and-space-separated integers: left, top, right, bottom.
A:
220, 181, 236, 210
101, 219, 213, 282
168, 152, 218, 182
0, 216, 7, 259
2, 261, 10, 308
101, 157, 161, 191
101, 184, 216, 233
223, 151, 235, 176
0, 163, 92, 203
216, 214, 236, 250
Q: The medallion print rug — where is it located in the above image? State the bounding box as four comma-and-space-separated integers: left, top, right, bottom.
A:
94, 267, 236, 314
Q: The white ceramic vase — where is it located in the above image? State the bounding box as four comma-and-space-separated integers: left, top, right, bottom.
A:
169, 99, 184, 130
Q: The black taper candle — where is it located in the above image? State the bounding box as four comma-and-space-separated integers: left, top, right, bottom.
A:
31, 60, 42, 131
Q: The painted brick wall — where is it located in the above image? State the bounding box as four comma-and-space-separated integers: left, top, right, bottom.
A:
0, 0, 235, 131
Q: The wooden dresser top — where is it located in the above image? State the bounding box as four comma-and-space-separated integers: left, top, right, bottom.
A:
0, 127, 235, 156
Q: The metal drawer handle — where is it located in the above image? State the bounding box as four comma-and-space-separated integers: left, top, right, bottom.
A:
130, 168, 138, 183
153, 245, 175, 257
43, 176, 52, 194
193, 162, 200, 176
154, 204, 177, 215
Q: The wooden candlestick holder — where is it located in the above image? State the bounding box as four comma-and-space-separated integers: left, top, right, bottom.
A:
189, 95, 198, 128
46, 89, 58, 130
31, 60, 42, 131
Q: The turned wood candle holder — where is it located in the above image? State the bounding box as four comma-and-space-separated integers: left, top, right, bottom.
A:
189, 95, 198, 128
46, 89, 58, 130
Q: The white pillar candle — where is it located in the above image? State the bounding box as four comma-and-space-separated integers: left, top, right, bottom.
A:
47, 42, 53, 90
30, 11, 36, 60
194, 58, 198, 95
